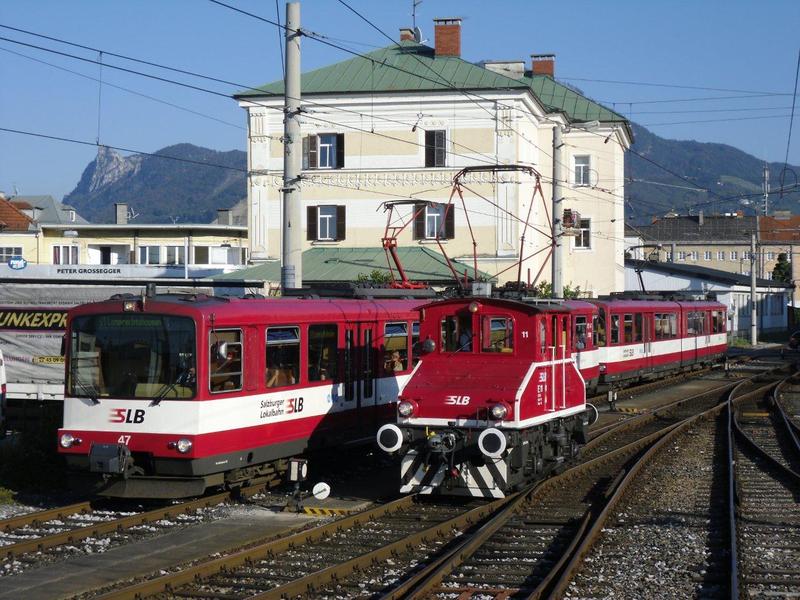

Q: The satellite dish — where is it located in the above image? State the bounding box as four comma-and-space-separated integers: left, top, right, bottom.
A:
312, 481, 331, 500
413, 26, 422, 43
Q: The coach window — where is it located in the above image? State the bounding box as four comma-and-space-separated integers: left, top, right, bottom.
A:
712, 311, 725, 334
610, 315, 620, 344
308, 324, 337, 382
209, 330, 242, 392
622, 314, 633, 344
384, 322, 409, 373
574, 316, 588, 350
593, 311, 606, 347
266, 326, 300, 388
482, 317, 514, 353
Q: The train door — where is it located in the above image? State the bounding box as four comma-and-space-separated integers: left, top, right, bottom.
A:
640, 312, 652, 375
343, 321, 378, 433
548, 313, 570, 411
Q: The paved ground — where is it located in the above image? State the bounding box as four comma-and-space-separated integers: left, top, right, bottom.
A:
0, 506, 313, 600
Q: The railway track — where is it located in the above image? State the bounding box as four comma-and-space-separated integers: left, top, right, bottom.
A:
0, 475, 282, 572
732, 375, 800, 598
88, 370, 777, 599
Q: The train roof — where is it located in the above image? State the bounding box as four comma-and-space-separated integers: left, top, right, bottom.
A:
68, 294, 425, 324
419, 296, 577, 316
591, 298, 726, 310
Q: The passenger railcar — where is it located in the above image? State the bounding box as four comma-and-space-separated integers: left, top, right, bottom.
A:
378, 295, 727, 498
58, 293, 424, 498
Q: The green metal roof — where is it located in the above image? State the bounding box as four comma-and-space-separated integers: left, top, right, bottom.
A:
210, 247, 494, 284
236, 41, 628, 128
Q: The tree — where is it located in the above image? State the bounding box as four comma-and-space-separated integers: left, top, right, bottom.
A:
356, 270, 393, 284
529, 281, 583, 299
772, 253, 791, 283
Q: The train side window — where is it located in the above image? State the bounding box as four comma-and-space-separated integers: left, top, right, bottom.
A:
655, 313, 666, 340
574, 316, 588, 350
308, 324, 337, 382
442, 315, 473, 352
593, 313, 606, 347
266, 326, 299, 388
481, 317, 514, 353
712, 311, 725, 333
539, 319, 546, 356
411, 321, 420, 366
384, 322, 409, 373
687, 311, 705, 336
210, 329, 243, 392
610, 315, 620, 344
622, 314, 633, 344
634, 313, 643, 343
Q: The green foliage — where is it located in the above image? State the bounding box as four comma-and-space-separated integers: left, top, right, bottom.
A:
772, 253, 791, 283
528, 281, 582, 299
356, 270, 392, 284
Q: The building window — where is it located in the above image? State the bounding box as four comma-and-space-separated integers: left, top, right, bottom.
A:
677, 251, 686, 261
138, 246, 161, 265
704, 251, 712, 261
0, 247, 22, 262
425, 130, 446, 167
730, 251, 738, 260
574, 155, 591, 186
414, 202, 454, 240
165, 246, 185, 265
53, 245, 79, 265
307, 205, 346, 241
194, 246, 241, 265
665, 251, 672, 261
689, 251, 698, 261
574, 218, 591, 249
717, 251, 725, 260
303, 133, 344, 169
766, 251, 776, 261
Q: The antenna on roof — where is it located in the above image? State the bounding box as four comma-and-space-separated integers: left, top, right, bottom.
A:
127, 206, 139, 221
412, 0, 422, 30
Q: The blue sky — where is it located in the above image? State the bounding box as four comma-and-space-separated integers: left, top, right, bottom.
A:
1, 0, 798, 201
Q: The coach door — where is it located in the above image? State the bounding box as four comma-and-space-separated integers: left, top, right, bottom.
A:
343, 321, 378, 433
548, 314, 570, 411
640, 313, 653, 375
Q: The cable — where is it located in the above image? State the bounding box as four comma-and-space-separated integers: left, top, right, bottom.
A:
780, 48, 800, 199
557, 76, 794, 97
275, 0, 284, 79
642, 114, 790, 127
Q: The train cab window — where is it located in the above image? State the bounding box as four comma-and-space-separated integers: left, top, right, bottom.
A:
574, 316, 588, 350
712, 311, 725, 334
539, 319, 547, 356
442, 315, 473, 352
623, 314, 633, 344
411, 322, 420, 366
481, 317, 514, 353
610, 315, 620, 344
593, 313, 606, 347
634, 314, 643, 343
266, 326, 300, 388
384, 322, 410, 373
308, 324, 337, 382
210, 330, 243, 392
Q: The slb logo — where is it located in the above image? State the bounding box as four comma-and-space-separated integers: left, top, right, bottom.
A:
445, 395, 470, 405
109, 408, 146, 424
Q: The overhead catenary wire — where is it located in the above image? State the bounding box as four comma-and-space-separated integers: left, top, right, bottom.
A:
780, 48, 800, 198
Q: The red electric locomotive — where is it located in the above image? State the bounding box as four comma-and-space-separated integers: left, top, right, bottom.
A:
58, 291, 425, 498
377, 294, 727, 498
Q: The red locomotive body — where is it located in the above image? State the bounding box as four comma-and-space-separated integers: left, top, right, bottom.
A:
58, 293, 424, 498
378, 295, 727, 498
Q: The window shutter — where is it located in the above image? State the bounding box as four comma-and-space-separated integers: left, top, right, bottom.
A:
435, 130, 446, 167
424, 130, 435, 167
336, 133, 345, 169
307, 206, 318, 241
336, 205, 346, 240
302, 136, 309, 170
413, 203, 426, 239
308, 135, 318, 169
444, 204, 455, 239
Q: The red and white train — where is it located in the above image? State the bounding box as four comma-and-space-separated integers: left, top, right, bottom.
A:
377, 294, 727, 498
57, 292, 425, 498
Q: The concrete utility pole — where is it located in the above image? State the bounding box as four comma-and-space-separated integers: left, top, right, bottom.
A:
551, 125, 563, 298
281, 1, 302, 290
763, 163, 770, 217
750, 233, 758, 345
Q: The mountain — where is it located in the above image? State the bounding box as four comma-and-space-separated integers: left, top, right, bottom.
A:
64, 144, 246, 224
64, 128, 799, 225
625, 124, 799, 224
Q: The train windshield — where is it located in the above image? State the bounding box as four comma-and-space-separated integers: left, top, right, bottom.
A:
68, 314, 196, 400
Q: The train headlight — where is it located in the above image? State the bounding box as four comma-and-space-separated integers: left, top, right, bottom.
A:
468, 301, 480, 313
422, 338, 436, 354
397, 400, 416, 418
175, 438, 193, 454
60, 433, 75, 448
490, 403, 508, 421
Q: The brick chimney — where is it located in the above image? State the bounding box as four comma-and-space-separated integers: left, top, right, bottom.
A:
434, 18, 461, 57
399, 27, 415, 42
115, 203, 128, 225
531, 54, 555, 77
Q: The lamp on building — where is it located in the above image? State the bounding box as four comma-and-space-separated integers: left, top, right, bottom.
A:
62, 230, 79, 238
